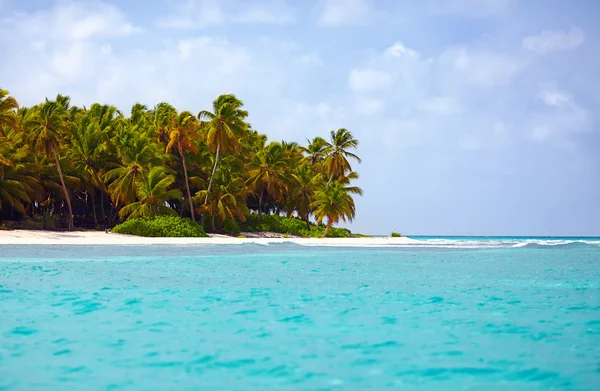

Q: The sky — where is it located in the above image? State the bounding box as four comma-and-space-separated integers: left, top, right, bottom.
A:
1, 0, 599, 236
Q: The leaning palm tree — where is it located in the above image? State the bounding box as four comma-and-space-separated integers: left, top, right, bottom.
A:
325, 128, 361, 182
310, 181, 356, 237
118, 166, 182, 220
24, 100, 75, 230
166, 111, 200, 221
198, 94, 249, 225
0, 89, 18, 137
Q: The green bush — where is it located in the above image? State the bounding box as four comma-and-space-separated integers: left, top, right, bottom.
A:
111, 216, 208, 237
1, 214, 59, 230
223, 219, 241, 235
391, 232, 402, 237
240, 213, 352, 238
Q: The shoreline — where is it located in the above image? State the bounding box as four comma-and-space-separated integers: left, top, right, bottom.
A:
0, 229, 414, 247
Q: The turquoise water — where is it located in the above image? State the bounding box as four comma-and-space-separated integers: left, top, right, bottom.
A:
1, 240, 599, 390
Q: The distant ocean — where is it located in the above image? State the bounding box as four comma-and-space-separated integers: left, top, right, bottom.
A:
1, 238, 599, 390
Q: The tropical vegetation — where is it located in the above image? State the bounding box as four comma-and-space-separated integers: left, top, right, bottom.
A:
0, 89, 363, 237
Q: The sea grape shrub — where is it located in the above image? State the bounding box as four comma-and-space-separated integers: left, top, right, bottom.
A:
112, 216, 208, 237
222, 219, 241, 235
240, 213, 351, 238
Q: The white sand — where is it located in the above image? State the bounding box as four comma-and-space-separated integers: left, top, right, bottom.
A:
0, 229, 417, 247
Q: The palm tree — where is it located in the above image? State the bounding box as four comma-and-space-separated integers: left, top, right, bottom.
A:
301, 136, 329, 166
245, 141, 290, 215
325, 128, 361, 182
24, 100, 75, 230
166, 111, 199, 221
0, 89, 18, 137
118, 166, 182, 220
104, 123, 160, 207
194, 175, 249, 232
0, 129, 37, 215
285, 163, 319, 229
310, 181, 356, 237
198, 94, 249, 225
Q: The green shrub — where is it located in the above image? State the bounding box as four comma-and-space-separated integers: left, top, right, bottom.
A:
1, 214, 59, 230
239, 213, 353, 238
111, 216, 208, 237
222, 219, 241, 235
391, 232, 402, 237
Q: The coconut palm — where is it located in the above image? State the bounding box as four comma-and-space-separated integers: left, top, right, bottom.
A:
24, 100, 75, 230
325, 128, 361, 182
105, 122, 161, 207
166, 111, 200, 221
198, 94, 249, 225
285, 163, 319, 229
301, 136, 329, 166
118, 166, 182, 220
194, 175, 249, 232
310, 181, 356, 237
245, 141, 290, 215
0, 89, 18, 137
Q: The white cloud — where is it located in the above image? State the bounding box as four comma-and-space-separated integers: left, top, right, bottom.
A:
3, 1, 140, 41
441, 46, 521, 87
318, 0, 372, 26
159, 0, 295, 28
528, 87, 592, 143
537, 89, 571, 107
348, 69, 393, 91
384, 41, 420, 59
522, 27, 585, 55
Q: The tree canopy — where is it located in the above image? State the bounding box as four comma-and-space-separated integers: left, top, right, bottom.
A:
0, 90, 362, 236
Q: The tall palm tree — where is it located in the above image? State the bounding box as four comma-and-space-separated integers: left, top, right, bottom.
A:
24, 100, 75, 230
104, 123, 159, 207
300, 136, 329, 166
310, 181, 356, 237
194, 175, 249, 232
285, 163, 319, 229
0, 89, 18, 137
245, 141, 290, 215
166, 111, 199, 221
325, 128, 361, 183
198, 94, 249, 225
118, 166, 182, 220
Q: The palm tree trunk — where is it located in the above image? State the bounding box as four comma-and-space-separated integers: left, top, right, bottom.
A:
258, 187, 264, 217
92, 192, 97, 226
53, 151, 74, 231
322, 218, 333, 238
180, 150, 195, 221
211, 214, 216, 232
100, 191, 106, 229
201, 141, 220, 227
304, 214, 311, 231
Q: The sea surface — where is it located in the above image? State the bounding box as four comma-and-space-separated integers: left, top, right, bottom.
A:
0, 237, 599, 390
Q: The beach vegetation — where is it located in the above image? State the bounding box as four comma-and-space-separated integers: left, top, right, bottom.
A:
0, 89, 363, 236
111, 216, 207, 237
391, 232, 402, 237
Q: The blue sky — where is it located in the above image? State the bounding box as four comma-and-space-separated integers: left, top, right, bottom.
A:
1, 0, 599, 236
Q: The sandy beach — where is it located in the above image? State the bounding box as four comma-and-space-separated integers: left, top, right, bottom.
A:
0, 229, 416, 247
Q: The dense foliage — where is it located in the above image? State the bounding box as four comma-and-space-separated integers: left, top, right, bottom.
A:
112, 216, 208, 237
240, 213, 352, 238
0, 89, 363, 237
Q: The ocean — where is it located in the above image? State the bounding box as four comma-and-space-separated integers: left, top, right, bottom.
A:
1, 237, 599, 390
